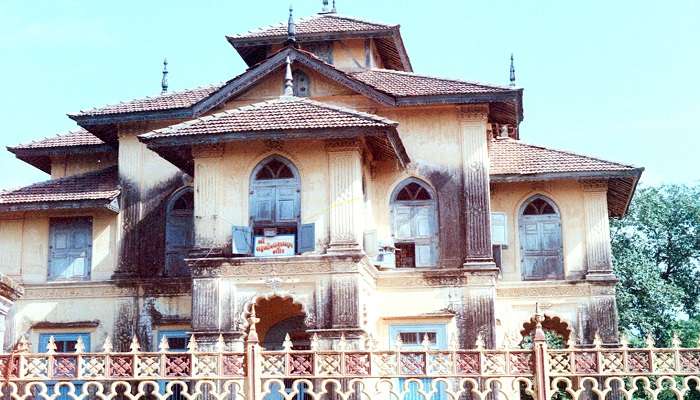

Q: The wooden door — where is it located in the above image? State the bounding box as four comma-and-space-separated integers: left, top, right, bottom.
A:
165, 189, 194, 276
519, 213, 563, 279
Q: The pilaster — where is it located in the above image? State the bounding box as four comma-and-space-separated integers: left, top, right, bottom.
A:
326, 139, 364, 253
459, 106, 496, 270
582, 180, 615, 281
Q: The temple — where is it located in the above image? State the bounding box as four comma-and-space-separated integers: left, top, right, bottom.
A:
0, 4, 642, 354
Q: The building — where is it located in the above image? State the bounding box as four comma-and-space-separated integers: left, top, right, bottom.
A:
0, 3, 642, 354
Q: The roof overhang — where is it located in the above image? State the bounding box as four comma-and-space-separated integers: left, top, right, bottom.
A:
7, 144, 115, 173
140, 126, 410, 176
227, 26, 413, 71
491, 168, 644, 217
0, 197, 120, 214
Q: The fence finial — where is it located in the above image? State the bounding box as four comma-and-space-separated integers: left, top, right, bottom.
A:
645, 333, 656, 349
187, 334, 198, 352
593, 332, 603, 348
310, 333, 320, 351
619, 333, 629, 348
567, 330, 577, 348
394, 334, 403, 351
672, 333, 681, 348
158, 335, 170, 352
337, 333, 348, 351
46, 336, 57, 354
475, 333, 485, 350
75, 336, 85, 353
102, 336, 113, 353
247, 304, 261, 343
533, 302, 546, 342
129, 336, 140, 353
449, 333, 459, 351
282, 333, 293, 352
421, 333, 432, 351
15, 335, 29, 353
216, 334, 227, 352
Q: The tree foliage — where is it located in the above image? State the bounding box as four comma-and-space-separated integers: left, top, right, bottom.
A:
611, 184, 700, 345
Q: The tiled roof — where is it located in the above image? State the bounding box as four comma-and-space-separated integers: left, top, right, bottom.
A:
0, 167, 119, 206
143, 97, 397, 139
71, 85, 223, 117
10, 128, 104, 149
351, 69, 514, 97
489, 138, 638, 176
229, 14, 396, 40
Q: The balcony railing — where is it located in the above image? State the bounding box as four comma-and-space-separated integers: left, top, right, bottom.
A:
2, 309, 700, 400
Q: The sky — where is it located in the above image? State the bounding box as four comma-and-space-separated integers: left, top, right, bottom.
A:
0, 0, 698, 189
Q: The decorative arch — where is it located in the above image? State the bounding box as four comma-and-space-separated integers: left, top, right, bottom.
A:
390, 177, 438, 268
520, 314, 572, 345
164, 186, 194, 277
241, 294, 312, 349
518, 194, 564, 280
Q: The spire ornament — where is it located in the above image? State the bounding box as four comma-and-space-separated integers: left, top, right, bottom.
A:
509, 53, 515, 87
287, 6, 296, 44
283, 56, 294, 97
161, 58, 169, 94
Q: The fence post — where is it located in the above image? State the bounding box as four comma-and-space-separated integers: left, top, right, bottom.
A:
245, 305, 263, 400
532, 305, 550, 400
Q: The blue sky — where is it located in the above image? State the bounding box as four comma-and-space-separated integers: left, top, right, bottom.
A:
0, 0, 698, 188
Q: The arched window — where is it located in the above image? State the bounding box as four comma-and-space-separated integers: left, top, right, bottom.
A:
390, 178, 438, 268
518, 195, 564, 280
250, 156, 301, 235
293, 70, 310, 97
165, 187, 194, 277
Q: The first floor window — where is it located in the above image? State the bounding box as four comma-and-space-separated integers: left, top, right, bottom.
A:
389, 324, 447, 400
48, 217, 92, 281
391, 178, 438, 267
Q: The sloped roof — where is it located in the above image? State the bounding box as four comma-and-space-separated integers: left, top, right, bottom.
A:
229, 14, 396, 40
10, 128, 104, 149
143, 96, 397, 139
72, 85, 223, 118
351, 69, 513, 97
0, 167, 119, 212
489, 138, 638, 176
227, 14, 412, 71
489, 138, 643, 217
7, 129, 113, 173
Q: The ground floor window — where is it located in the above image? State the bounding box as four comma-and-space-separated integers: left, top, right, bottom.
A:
389, 324, 448, 400
38, 333, 91, 400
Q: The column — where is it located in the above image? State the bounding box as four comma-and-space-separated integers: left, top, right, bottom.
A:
326, 140, 364, 253
460, 106, 497, 270
582, 180, 615, 281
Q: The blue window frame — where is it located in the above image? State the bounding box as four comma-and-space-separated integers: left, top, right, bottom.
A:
389, 324, 447, 400
48, 217, 92, 281
157, 330, 189, 400
38, 333, 91, 400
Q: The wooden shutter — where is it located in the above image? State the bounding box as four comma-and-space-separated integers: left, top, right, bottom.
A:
393, 206, 413, 239
48, 218, 92, 280
491, 212, 508, 245
415, 244, 433, 267
251, 187, 274, 223
413, 206, 433, 238
298, 223, 315, 253
275, 186, 298, 223
519, 215, 563, 280
232, 226, 252, 255
165, 209, 194, 277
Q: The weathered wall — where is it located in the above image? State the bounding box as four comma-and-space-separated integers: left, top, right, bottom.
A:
0, 210, 117, 284
490, 180, 588, 281
268, 38, 382, 72
50, 152, 117, 179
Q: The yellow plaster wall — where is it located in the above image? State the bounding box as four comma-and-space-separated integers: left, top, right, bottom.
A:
0, 211, 117, 284
268, 38, 380, 72
194, 140, 331, 249
490, 180, 588, 281
50, 152, 117, 179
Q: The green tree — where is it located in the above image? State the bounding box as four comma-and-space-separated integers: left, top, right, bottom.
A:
611, 184, 700, 345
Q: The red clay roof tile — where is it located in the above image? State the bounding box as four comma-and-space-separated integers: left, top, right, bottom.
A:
0, 167, 119, 206
350, 69, 514, 97
10, 128, 104, 149
143, 96, 397, 139
229, 14, 395, 40
489, 138, 637, 176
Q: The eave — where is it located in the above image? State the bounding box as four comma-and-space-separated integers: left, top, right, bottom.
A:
7, 144, 115, 173
0, 197, 120, 214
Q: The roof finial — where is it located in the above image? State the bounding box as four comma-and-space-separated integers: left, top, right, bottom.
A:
161, 58, 169, 94
509, 53, 516, 87
283, 56, 294, 97
322, 0, 329, 12
287, 5, 296, 44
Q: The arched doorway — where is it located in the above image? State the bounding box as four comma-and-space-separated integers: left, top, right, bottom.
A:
165, 187, 194, 276
249, 156, 301, 248
518, 195, 564, 280
250, 296, 310, 350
